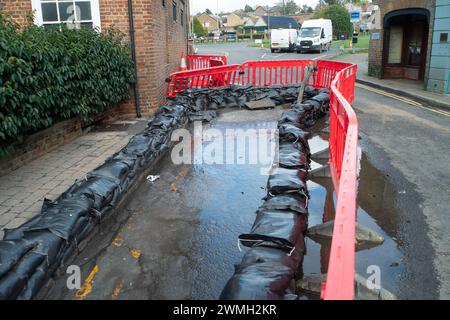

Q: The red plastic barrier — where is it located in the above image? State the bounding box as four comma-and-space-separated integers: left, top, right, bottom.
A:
186, 54, 228, 70
322, 63, 358, 300
239, 60, 314, 86
210, 58, 226, 68
166, 65, 241, 98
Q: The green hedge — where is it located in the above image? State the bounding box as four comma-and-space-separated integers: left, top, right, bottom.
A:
0, 14, 135, 157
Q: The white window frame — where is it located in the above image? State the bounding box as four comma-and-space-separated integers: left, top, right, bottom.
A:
31, 0, 101, 31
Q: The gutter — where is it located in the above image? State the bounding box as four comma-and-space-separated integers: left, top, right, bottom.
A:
127, 0, 142, 118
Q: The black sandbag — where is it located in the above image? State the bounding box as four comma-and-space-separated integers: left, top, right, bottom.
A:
278, 123, 310, 154
0, 252, 46, 300
188, 110, 217, 122
259, 193, 308, 215
151, 114, 179, 131
223, 93, 239, 108
219, 247, 301, 300
3, 198, 92, 241
64, 177, 118, 212
156, 104, 187, 118
0, 240, 36, 279
267, 168, 308, 197
309, 92, 330, 109
88, 158, 136, 188
278, 142, 310, 170
121, 132, 155, 158
17, 261, 48, 300
277, 110, 302, 127
193, 95, 210, 111
239, 209, 307, 251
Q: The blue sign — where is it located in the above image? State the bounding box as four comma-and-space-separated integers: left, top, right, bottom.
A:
350, 11, 361, 21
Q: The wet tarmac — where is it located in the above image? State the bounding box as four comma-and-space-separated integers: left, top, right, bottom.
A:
42, 107, 420, 300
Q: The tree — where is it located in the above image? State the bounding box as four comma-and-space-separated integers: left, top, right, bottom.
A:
244, 5, 254, 13
277, 0, 299, 15
300, 4, 314, 14
193, 17, 207, 37
314, 4, 353, 38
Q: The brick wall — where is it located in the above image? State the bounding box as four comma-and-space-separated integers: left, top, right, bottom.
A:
1, 0, 189, 115
369, 0, 435, 83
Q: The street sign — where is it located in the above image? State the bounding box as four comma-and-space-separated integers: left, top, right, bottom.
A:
350, 11, 361, 22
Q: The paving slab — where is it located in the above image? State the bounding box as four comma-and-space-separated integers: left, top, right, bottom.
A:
0, 117, 150, 235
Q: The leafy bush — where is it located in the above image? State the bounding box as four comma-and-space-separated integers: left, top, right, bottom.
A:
0, 14, 135, 156
314, 4, 353, 38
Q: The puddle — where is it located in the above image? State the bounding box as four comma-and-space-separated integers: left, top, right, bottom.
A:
41, 107, 406, 300
302, 123, 404, 299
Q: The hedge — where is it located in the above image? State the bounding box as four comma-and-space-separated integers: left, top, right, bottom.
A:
0, 14, 135, 157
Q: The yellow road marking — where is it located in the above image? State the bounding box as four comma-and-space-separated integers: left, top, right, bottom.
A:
74, 265, 99, 300
130, 249, 141, 259
111, 280, 124, 300
356, 83, 450, 117
171, 165, 189, 193
112, 236, 124, 247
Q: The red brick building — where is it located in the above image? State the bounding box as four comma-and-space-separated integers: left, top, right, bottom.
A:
0, 0, 189, 115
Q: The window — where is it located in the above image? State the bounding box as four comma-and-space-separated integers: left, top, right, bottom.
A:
31, 0, 101, 31
388, 25, 403, 64
173, 1, 177, 22
162, 0, 165, 7
180, 8, 184, 26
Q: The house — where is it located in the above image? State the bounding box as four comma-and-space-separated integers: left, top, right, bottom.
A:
289, 14, 314, 26
197, 12, 220, 32
0, 0, 190, 115
244, 16, 259, 34
254, 6, 269, 16
368, 0, 450, 94
227, 10, 250, 28
254, 16, 300, 32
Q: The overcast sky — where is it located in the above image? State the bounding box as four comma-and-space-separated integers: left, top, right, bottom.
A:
190, 0, 320, 15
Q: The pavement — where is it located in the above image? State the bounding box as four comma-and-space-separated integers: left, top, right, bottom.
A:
0, 118, 149, 239
333, 53, 450, 111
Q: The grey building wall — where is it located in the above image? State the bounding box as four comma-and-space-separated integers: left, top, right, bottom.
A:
427, 0, 450, 94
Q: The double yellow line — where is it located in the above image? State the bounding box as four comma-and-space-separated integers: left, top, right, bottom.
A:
356, 83, 450, 118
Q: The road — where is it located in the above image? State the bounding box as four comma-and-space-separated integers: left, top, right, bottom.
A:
43, 43, 450, 300
195, 42, 339, 64
353, 85, 450, 299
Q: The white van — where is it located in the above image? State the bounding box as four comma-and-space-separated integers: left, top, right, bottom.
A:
296, 19, 333, 53
270, 29, 298, 53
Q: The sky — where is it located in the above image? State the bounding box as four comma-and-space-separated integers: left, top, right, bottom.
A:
190, 0, 320, 15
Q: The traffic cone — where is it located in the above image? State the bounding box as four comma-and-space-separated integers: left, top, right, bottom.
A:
179, 52, 187, 71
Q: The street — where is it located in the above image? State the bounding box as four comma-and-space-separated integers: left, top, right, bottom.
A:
195, 42, 340, 64
38, 44, 450, 300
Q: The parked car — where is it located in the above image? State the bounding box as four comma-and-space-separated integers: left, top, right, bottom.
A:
225, 32, 237, 42
296, 19, 333, 53
270, 29, 298, 53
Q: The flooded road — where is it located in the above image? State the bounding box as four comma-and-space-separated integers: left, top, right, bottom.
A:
41, 106, 436, 300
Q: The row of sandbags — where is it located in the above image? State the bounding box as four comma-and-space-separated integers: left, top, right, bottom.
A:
0, 104, 190, 300
219, 88, 330, 300
0, 85, 327, 300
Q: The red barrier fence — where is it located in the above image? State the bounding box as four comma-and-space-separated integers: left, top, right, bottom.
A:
322, 63, 358, 300
239, 60, 313, 86
186, 54, 228, 70
166, 60, 358, 300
